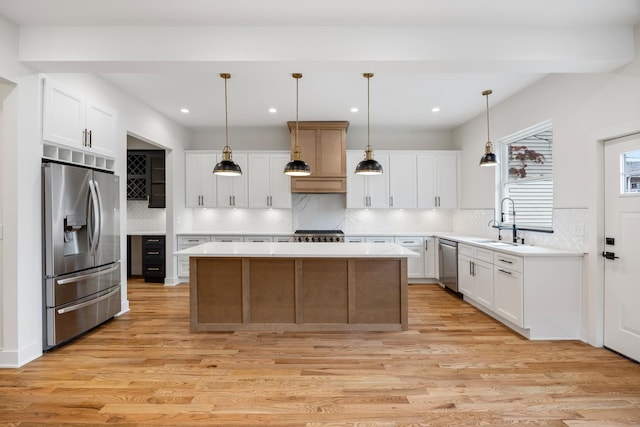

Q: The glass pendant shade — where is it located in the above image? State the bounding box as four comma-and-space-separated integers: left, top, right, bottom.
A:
284, 73, 311, 176
213, 73, 242, 176
355, 73, 383, 176
479, 89, 498, 167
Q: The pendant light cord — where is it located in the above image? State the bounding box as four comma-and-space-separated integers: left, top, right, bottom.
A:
485, 92, 490, 142
367, 74, 371, 151
295, 74, 299, 156
224, 75, 229, 150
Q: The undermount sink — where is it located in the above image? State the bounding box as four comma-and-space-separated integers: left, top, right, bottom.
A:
484, 241, 518, 247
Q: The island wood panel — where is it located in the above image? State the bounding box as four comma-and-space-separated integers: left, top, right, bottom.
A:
189, 256, 407, 331
351, 258, 404, 324
249, 258, 296, 323
190, 257, 243, 325
301, 258, 349, 323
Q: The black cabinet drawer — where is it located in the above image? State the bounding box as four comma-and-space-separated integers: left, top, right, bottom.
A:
142, 235, 165, 283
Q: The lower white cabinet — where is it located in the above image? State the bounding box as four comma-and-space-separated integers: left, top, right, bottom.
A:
493, 252, 524, 327
424, 237, 436, 278
458, 242, 582, 340
177, 235, 211, 277
494, 264, 524, 327
394, 237, 425, 278
458, 244, 493, 306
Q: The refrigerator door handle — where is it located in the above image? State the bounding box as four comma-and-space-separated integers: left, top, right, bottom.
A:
94, 180, 104, 251
57, 287, 120, 315
55, 262, 120, 285
88, 179, 103, 253
88, 179, 99, 254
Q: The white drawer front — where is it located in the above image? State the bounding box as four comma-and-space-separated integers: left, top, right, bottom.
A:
394, 236, 424, 246
494, 252, 523, 272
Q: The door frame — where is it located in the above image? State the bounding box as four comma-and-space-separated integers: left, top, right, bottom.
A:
594, 118, 640, 348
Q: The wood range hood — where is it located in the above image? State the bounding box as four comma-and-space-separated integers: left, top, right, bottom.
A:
287, 121, 348, 193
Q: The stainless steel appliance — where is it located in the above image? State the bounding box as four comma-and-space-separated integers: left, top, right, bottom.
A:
42, 162, 121, 350
438, 238, 459, 294
292, 230, 345, 242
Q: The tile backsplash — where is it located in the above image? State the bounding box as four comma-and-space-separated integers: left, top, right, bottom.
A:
144, 191, 588, 252
126, 200, 166, 233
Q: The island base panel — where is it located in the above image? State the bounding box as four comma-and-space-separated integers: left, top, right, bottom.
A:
190, 257, 407, 331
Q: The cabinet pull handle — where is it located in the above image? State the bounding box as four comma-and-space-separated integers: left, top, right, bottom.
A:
425, 241, 428, 250
438, 196, 441, 207
469, 261, 473, 276
88, 130, 92, 147
390, 196, 394, 207
498, 269, 512, 275
147, 251, 160, 255
147, 267, 160, 271
146, 239, 160, 242
498, 258, 513, 264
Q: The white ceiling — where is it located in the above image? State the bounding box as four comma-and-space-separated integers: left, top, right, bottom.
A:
1, 0, 639, 130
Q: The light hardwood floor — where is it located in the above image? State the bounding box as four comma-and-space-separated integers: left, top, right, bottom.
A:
1, 279, 639, 426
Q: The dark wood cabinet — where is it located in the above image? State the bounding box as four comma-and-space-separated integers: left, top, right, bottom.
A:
127, 150, 165, 208
142, 235, 165, 283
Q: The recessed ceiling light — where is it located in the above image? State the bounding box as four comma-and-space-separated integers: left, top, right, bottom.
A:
350, 107, 359, 113
269, 108, 277, 113
432, 107, 441, 113
180, 108, 190, 114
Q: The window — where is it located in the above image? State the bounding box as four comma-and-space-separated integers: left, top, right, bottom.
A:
498, 120, 553, 231
622, 150, 640, 194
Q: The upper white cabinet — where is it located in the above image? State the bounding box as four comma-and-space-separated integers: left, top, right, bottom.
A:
347, 150, 457, 210
248, 152, 291, 208
388, 154, 417, 208
42, 77, 116, 159
346, 153, 389, 208
417, 153, 459, 209
217, 154, 249, 208
185, 152, 218, 207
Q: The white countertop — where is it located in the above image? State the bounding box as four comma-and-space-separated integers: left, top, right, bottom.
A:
175, 242, 420, 258
127, 231, 165, 236
435, 233, 585, 257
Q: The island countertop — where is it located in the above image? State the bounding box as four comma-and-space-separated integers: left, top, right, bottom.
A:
175, 241, 420, 258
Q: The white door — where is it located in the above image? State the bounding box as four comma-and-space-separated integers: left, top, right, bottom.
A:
268, 153, 292, 208
42, 77, 86, 149
436, 154, 459, 209
604, 134, 640, 362
389, 154, 417, 208
86, 101, 116, 157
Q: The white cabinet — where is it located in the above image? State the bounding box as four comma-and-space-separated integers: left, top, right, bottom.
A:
177, 235, 211, 277
424, 237, 436, 278
243, 236, 274, 242
458, 244, 494, 307
248, 152, 291, 208
217, 154, 249, 207
395, 237, 424, 278
366, 236, 394, 244
388, 155, 417, 208
493, 253, 524, 327
42, 77, 116, 159
212, 235, 244, 242
185, 152, 218, 207
346, 153, 389, 208
417, 153, 459, 209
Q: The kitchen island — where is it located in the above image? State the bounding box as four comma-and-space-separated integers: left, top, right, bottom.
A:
176, 242, 419, 332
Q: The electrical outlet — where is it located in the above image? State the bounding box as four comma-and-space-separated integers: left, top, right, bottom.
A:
571, 223, 584, 236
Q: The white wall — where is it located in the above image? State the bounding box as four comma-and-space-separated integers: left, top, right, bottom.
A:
452, 24, 640, 346
0, 14, 191, 365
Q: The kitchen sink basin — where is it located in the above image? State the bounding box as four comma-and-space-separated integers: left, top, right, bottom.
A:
484, 241, 518, 247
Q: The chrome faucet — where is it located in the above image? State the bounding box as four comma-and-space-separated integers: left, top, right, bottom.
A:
487, 219, 502, 240
500, 197, 518, 243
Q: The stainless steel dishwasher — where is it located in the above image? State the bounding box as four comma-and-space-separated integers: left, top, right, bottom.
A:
438, 238, 459, 293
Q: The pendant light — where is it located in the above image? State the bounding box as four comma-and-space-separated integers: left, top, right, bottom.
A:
213, 73, 242, 176
284, 73, 311, 176
355, 73, 383, 175
479, 89, 499, 167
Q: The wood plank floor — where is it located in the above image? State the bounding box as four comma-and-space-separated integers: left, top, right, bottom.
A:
1, 279, 639, 426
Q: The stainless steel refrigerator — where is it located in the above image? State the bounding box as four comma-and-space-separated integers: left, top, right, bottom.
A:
42, 162, 121, 350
